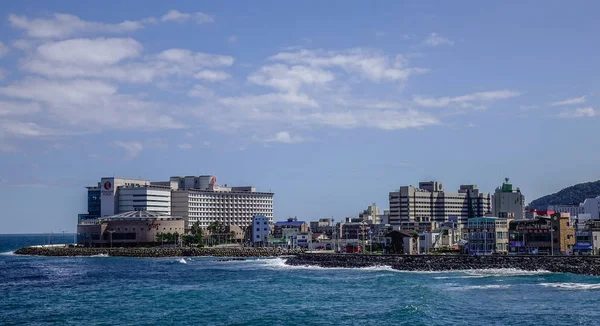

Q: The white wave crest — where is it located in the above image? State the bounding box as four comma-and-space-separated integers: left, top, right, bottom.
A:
540, 283, 600, 290
449, 284, 511, 290
259, 258, 399, 272
464, 269, 551, 277
90, 253, 109, 258
0, 251, 15, 256
178, 258, 187, 264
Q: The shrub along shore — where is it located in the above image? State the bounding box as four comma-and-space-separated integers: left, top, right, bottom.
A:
14, 246, 299, 257
285, 254, 600, 276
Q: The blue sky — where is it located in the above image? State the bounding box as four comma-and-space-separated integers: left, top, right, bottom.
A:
1, 1, 599, 233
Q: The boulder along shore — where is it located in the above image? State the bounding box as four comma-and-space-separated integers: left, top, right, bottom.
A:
285, 254, 600, 276
14, 246, 300, 258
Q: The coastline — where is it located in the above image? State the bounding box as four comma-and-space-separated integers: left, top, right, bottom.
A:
14, 246, 300, 258
285, 254, 600, 276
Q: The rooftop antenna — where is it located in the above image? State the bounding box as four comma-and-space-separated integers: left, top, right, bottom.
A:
505, 177, 509, 184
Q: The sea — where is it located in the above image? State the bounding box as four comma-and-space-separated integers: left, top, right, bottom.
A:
2, 234, 600, 326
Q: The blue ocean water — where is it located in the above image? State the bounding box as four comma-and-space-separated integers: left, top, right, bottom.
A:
2, 235, 600, 325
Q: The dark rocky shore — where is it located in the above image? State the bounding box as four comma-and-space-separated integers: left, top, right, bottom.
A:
14, 246, 300, 258
285, 254, 600, 276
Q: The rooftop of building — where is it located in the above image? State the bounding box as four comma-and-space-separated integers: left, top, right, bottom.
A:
100, 211, 182, 221
274, 221, 307, 226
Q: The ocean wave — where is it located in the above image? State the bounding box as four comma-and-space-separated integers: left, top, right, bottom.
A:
449, 284, 511, 290
463, 269, 551, 277
90, 253, 109, 258
178, 258, 187, 264
540, 283, 600, 290
259, 258, 399, 272
433, 275, 485, 279
0, 251, 15, 256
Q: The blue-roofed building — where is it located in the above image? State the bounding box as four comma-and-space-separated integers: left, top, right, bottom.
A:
272, 218, 309, 248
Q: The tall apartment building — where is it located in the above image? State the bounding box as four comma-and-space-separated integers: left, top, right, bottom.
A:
170, 176, 274, 231
389, 181, 491, 227
492, 178, 525, 220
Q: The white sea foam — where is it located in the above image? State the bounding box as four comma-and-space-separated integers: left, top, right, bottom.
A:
258, 258, 399, 272
540, 283, 600, 290
449, 284, 511, 290
463, 269, 551, 277
178, 258, 187, 264
433, 275, 485, 280
0, 251, 15, 256
90, 253, 109, 258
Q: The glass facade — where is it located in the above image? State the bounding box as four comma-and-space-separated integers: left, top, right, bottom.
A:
88, 189, 101, 217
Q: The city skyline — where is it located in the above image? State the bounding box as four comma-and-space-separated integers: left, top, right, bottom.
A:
1, 1, 600, 233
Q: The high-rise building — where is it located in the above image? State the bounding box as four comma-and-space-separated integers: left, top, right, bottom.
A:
79, 175, 273, 234
170, 177, 274, 231
389, 181, 491, 227
492, 178, 525, 220
358, 203, 381, 224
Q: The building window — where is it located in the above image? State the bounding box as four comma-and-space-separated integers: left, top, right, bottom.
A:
256, 228, 259, 231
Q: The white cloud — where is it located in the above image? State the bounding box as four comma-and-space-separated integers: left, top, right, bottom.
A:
8, 13, 143, 39
423, 33, 454, 46
0, 120, 57, 137
36, 38, 142, 66
161, 10, 214, 24
0, 78, 183, 130
520, 104, 539, 110
550, 96, 586, 107
248, 64, 334, 93
114, 140, 143, 159
269, 48, 428, 82
177, 143, 192, 150
21, 39, 233, 83
157, 48, 234, 67
203, 141, 211, 146
0, 42, 8, 57
188, 84, 215, 98
0, 100, 41, 116
556, 107, 596, 118
184, 132, 194, 137
219, 92, 319, 108
413, 90, 520, 108
264, 131, 306, 144
194, 70, 231, 82
227, 35, 238, 43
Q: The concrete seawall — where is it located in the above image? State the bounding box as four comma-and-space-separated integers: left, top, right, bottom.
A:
285, 254, 600, 276
14, 246, 300, 258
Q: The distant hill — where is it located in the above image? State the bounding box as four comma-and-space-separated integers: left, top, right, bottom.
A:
528, 180, 600, 209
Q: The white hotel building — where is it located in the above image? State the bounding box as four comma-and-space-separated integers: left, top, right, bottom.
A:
170, 176, 274, 230
82, 175, 273, 232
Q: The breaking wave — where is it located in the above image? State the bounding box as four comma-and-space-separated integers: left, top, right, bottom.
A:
540, 283, 600, 290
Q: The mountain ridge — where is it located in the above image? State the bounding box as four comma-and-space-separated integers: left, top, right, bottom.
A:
528, 180, 600, 209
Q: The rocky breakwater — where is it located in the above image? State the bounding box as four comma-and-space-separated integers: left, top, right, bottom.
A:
15, 246, 301, 258
285, 254, 600, 276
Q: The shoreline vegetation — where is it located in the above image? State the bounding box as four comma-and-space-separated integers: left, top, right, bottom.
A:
14, 246, 600, 275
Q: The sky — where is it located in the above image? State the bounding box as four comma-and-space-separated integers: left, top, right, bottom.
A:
1, 1, 599, 233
